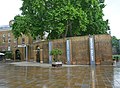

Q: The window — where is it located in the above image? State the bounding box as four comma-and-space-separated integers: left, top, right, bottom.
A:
22, 38, 25, 44
8, 33, 10, 37
8, 38, 11, 43
14, 39, 17, 43
2, 39, 5, 43
2, 34, 5, 43
8, 46, 11, 51
3, 34, 5, 37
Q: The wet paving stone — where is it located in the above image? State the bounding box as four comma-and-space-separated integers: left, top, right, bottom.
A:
0, 62, 120, 88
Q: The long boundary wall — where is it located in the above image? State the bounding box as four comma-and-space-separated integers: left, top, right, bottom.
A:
31, 34, 112, 65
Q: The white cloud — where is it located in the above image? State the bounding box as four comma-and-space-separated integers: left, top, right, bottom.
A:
103, 0, 120, 39
0, 0, 22, 26
0, 0, 120, 39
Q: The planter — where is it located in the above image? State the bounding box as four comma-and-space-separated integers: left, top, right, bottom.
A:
52, 62, 62, 67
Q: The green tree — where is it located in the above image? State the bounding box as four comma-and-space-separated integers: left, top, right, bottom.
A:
80, 0, 109, 35
112, 36, 118, 47
50, 48, 62, 62
112, 36, 119, 53
5, 51, 13, 60
12, 0, 109, 39
12, 15, 31, 38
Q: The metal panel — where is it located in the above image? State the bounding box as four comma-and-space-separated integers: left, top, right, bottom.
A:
66, 39, 71, 65
89, 36, 95, 65
49, 41, 52, 64
49, 42, 52, 64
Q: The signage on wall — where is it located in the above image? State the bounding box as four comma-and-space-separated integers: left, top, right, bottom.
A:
18, 44, 26, 47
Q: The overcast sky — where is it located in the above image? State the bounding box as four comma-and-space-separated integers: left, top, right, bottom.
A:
103, 0, 120, 39
0, 0, 22, 26
0, 0, 120, 39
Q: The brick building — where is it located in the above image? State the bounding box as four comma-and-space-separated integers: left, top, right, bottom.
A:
0, 26, 113, 65
0, 26, 33, 61
0, 27, 16, 52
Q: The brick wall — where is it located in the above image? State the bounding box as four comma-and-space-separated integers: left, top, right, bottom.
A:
32, 34, 112, 65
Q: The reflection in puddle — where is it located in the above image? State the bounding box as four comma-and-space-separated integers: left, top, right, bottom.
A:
114, 68, 120, 88
91, 66, 96, 88
0, 63, 120, 88
25, 66, 28, 80
67, 67, 71, 88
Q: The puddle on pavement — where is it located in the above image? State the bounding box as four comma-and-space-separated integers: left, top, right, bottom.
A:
0, 63, 120, 88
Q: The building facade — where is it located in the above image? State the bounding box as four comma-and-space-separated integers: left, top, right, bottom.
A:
0, 28, 16, 52
0, 27, 33, 61
0, 26, 113, 65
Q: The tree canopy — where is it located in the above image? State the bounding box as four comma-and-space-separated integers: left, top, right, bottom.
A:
112, 36, 120, 54
12, 0, 109, 39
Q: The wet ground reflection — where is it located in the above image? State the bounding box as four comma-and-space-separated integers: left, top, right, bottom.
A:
0, 63, 120, 88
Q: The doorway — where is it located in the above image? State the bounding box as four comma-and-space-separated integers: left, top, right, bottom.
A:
15, 49, 21, 60
36, 46, 40, 62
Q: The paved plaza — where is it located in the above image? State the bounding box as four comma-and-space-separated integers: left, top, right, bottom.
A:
0, 61, 120, 88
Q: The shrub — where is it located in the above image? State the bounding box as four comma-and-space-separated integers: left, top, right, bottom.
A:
50, 48, 62, 62
5, 51, 13, 59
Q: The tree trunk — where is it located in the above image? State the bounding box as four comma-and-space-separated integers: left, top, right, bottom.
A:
69, 21, 73, 37
64, 20, 69, 38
